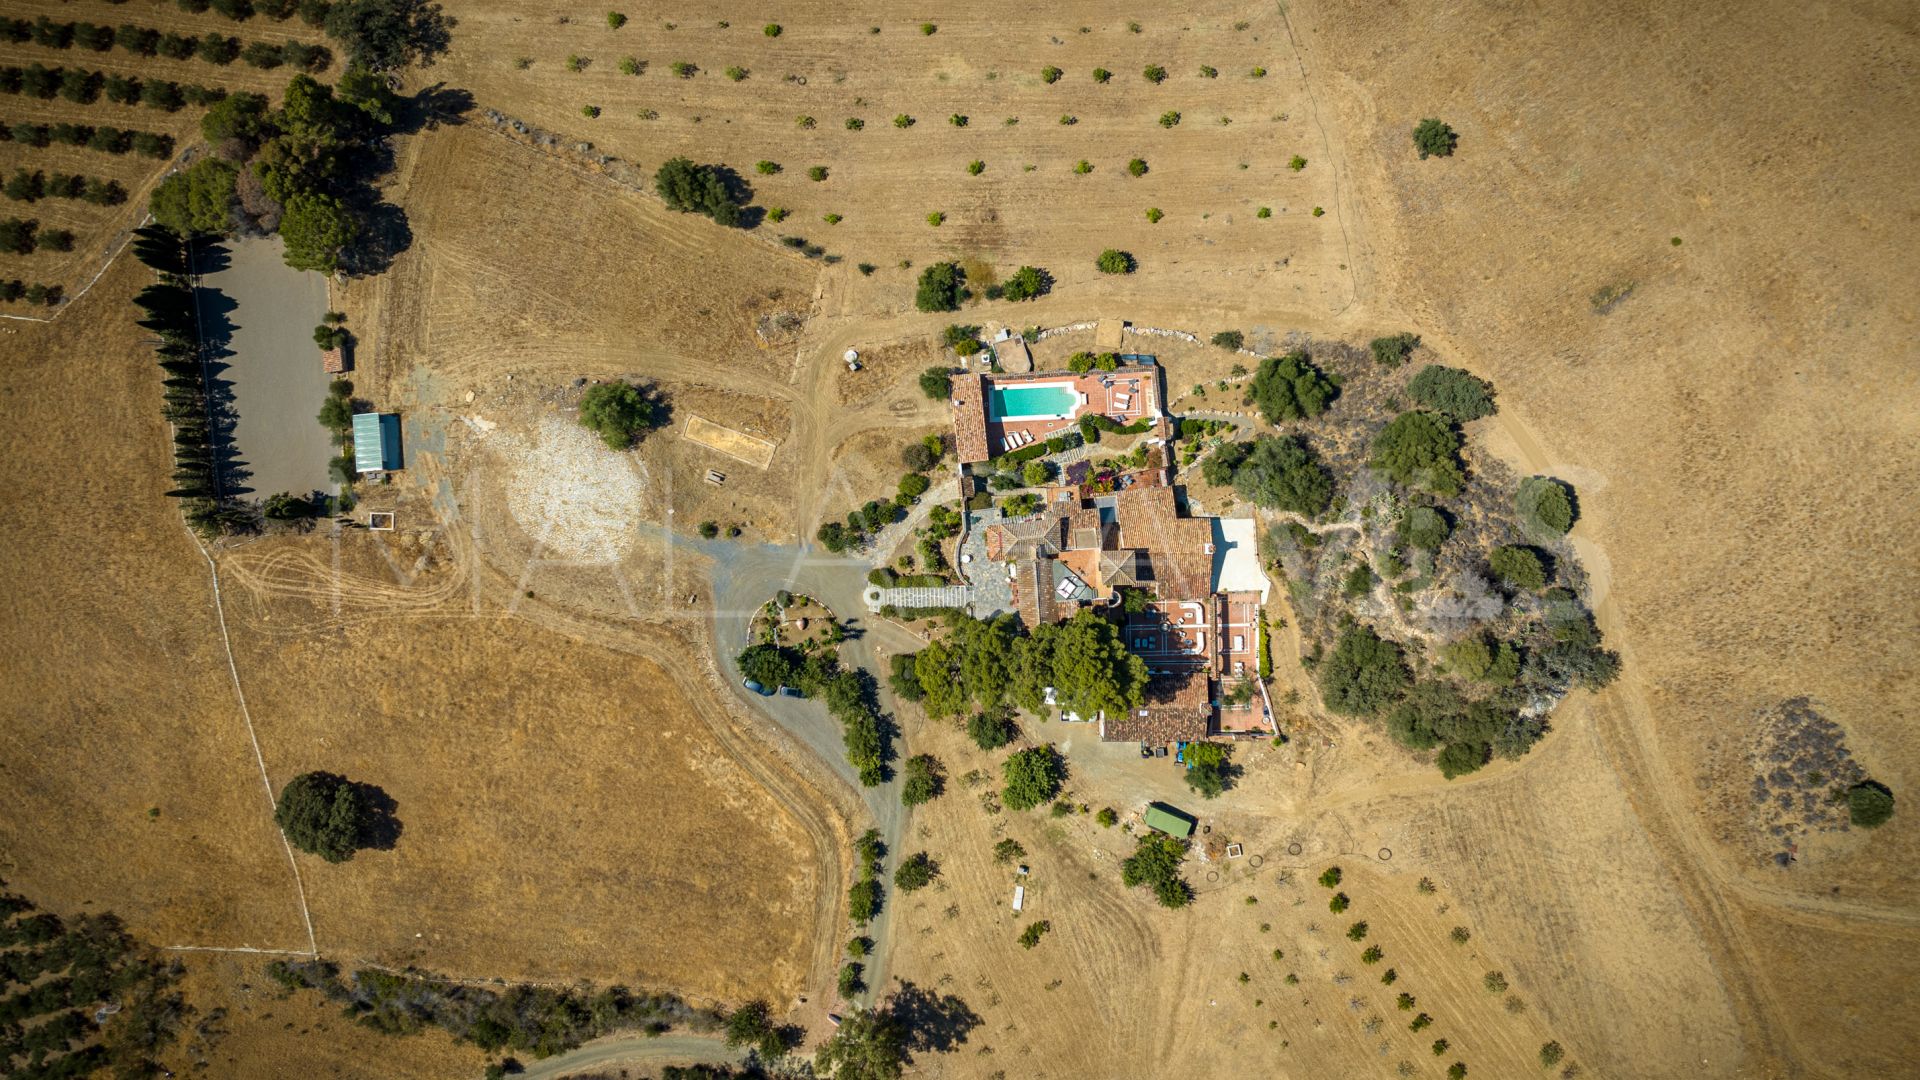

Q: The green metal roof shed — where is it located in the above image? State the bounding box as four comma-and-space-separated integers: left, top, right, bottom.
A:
352, 412, 403, 473
1144, 802, 1196, 838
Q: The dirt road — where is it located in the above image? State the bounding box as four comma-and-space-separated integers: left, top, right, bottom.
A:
515, 1033, 742, 1080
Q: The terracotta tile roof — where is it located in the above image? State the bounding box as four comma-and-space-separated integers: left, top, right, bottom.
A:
1102, 672, 1213, 744
1114, 487, 1214, 600
953, 373, 990, 463
320, 348, 346, 373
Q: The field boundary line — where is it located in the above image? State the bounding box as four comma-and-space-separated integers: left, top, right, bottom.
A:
192, 540, 320, 958
162, 944, 316, 957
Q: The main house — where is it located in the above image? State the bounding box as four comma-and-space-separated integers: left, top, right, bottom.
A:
950, 363, 1275, 746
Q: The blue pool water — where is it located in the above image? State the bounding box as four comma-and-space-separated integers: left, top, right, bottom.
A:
991, 383, 1079, 419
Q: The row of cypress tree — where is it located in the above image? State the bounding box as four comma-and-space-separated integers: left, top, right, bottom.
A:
130, 224, 252, 537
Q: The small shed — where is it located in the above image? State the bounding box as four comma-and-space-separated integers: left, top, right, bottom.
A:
320, 347, 347, 373
1012, 885, 1025, 912
1144, 802, 1197, 839
351, 412, 404, 473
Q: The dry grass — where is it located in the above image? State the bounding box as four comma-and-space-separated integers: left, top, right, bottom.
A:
422, 0, 1352, 320
1291, 0, 1920, 1074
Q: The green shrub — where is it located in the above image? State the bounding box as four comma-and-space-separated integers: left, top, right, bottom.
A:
1370, 332, 1419, 367
1347, 921, 1369, 941
1093, 67, 1112, 82
670, 61, 696, 78
1198, 64, 1217, 78
1230, 436, 1334, 516
1249, 350, 1337, 423
1371, 411, 1463, 495
725, 65, 747, 81
1489, 545, 1547, 590
918, 366, 953, 399
763, 23, 781, 36
927, 211, 944, 227
920, 22, 936, 34
1096, 807, 1118, 827
1319, 625, 1409, 717
1018, 920, 1051, 948
809, 165, 828, 180
1413, 118, 1458, 158
1329, 892, 1349, 913
1145, 207, 1163, 223
580, 104, 600, 118
894, 113, 914, 128
1042, 66, 1062, 84
1319, 866, 1341, 887
969, 711, 1018, 750
1289, 155, 1307, 171
950, 113, 968, 126
1143, 64, 1167, 83
1211, 330, 1244, 350
1399, 505, 1450, 549
967, 159, 985, 175
1407, 364, 1496, 420
1096, 249, 1135, 274
1159, 110, 1181, 128
1540, 1041, 1565, 1068
1515, 476, 1575, 539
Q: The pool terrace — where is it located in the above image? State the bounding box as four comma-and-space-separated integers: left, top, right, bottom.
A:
953, 367, 1163, 463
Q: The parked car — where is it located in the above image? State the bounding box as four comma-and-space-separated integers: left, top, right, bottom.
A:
777, 685, 803, 698
743, 679, 772, 696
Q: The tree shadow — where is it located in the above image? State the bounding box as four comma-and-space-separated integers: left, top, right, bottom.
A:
395, 83, 474, 136
888, 980, 982, 1057
183, 263, 256, 498
351, 782, 403, 852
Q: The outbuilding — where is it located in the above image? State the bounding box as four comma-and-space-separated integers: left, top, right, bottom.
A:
351, 412, 404, 473
1144, 802, 1197, 839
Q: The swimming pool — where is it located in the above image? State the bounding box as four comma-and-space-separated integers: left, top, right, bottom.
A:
991, 383, 1080, 419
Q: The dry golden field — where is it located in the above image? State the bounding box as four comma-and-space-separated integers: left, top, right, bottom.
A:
0, 0, 336, 308
1, 0, 1915, 1077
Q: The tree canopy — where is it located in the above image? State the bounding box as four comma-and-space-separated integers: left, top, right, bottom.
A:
324, 0, 455, 72
654, 157, 742, 227
273, 771, 374, 862
148, 157, 238, 236
1249, 350, 1338, 424
1413, 118, 1457, 159
1230, 435, 1335, 517
915, 261, 966, 312
1001, 264, 1051, 301
813, 1004, 910, 1080
1848, 781, 1895, 828
1184, 742, 1233, 799
1370, 411, 1464, 496
1317, 624, 1410, 717
1406, 364, 1496, 421
1120, 833, 1192, 908
1001, 746, 1065, 811
577, 381, 663, 450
